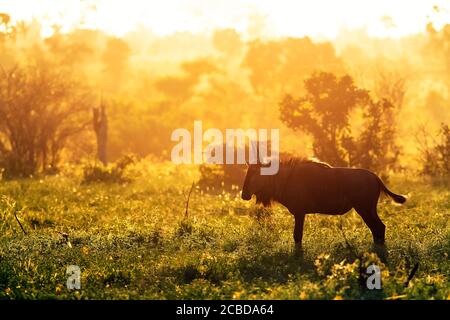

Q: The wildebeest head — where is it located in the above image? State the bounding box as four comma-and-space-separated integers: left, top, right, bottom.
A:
241, 162, 273, 206
241, 163, 259, 200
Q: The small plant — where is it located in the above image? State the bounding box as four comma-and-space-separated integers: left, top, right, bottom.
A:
176, 219, 195, 237
82, 154, 136, 184
250, 206, 274, 227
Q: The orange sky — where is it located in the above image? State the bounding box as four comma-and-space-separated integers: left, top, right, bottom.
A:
1, 0, 449, 39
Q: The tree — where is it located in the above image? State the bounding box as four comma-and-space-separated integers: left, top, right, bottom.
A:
213, 29, 243, 57
373, 68, 407, 110
280, 72, 400, 174
93, 102, 108, 165
280, 72, 369, 166
416, 123, 450, 176
154, 58, 219, 103
345, 99, 400, 174
425, 23, 450, 92
0, 62, 91, 177
243, 37, 343, 98
243, 37, 344, 129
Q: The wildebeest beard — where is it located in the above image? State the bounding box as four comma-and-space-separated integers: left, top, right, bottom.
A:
254, 176, 276, 207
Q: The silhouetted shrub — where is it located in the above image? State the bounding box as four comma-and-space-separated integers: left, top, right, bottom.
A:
280, 72, 400, 175
198, 163, 246, 192
0, 63, 91, 178
82, 154, 136, 184
418, 123, 450, 177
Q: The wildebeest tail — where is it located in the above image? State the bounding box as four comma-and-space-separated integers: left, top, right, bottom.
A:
378, 178, 407, 204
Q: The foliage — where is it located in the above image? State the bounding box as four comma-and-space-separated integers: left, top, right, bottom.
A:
344, 99, 400, 175
0, 18, 448, 170
426, 23, 450, 90
243, 37, 343, 97
81, 154, 136, 184
417, 123, 450, 177
0, 62, 91, 178
280, 72, 400, 174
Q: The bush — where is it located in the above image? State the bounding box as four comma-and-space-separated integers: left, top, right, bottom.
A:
197, 144, 287, 193
417, 123, 450, 177
198, 163, 246, 192
82, 154, 136, 184
0, 62, 91, 178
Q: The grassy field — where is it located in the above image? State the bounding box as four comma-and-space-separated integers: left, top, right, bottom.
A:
0, 161, 449, 300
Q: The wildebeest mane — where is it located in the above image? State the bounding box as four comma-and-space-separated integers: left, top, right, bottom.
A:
254, 157, 331, 207
280, 157, 332, 169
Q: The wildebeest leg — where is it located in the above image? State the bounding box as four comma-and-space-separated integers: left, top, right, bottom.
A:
370, 207, 386, 245
293, 213, 305, 253
355, 206, 385, 245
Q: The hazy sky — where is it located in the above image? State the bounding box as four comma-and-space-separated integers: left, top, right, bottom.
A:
1, 0, 449, 38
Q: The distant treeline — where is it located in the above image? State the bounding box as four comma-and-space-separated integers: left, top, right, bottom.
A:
0, 15, 449, 177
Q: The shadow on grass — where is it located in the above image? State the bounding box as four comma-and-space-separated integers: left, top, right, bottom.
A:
235, 249, 314, 283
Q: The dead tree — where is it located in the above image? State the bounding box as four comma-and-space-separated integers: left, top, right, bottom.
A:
93, 103, 108, 165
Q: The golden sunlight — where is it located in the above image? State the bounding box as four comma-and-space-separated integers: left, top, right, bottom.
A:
1, 0, 449, 38
0, 0, 449, 304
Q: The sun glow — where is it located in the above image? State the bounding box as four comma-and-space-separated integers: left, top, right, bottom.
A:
1, 0, 449, 39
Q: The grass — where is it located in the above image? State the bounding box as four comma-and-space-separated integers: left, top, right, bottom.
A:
0, 160, 448, 300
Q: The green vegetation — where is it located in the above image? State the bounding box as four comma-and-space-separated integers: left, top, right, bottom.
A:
0, 161, 448, 300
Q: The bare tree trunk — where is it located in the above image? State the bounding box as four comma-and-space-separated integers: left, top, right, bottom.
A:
93, 104, 108, 165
